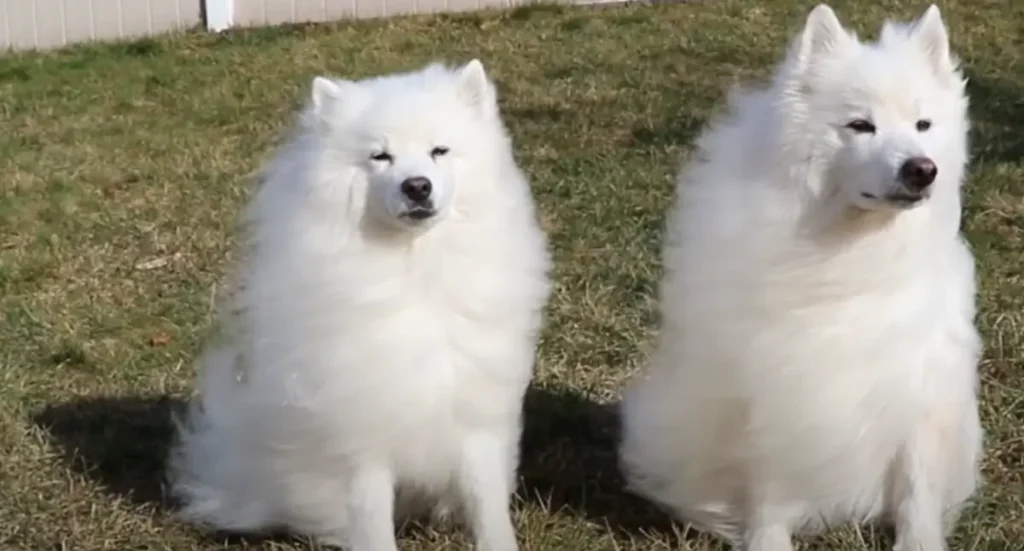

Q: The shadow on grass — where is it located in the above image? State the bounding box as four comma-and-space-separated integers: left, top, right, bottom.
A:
31, 395, 319, 547
32, 386, 677, 542
32, 394, 184, 509
629, 111, 708, 150
966, 72, 1024, 165
518, 385, 677, 538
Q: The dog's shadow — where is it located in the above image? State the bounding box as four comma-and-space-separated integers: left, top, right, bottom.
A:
32, 386, 674, 541
31, 394, 329, 547
32, 394, 184, 510
518, 385, 676, 537
965, 70, 1024, 165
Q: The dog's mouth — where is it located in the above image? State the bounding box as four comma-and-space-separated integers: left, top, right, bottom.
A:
861, 191, 927, 208
401, 207, 436, 221
886, 193, 925, 205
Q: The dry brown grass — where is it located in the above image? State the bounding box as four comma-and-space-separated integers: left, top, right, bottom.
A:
1, 1, 1022, 549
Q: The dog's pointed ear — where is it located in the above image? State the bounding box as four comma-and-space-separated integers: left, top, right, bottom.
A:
310, 76, 357, 119
456, 59, 497, 117
910, 5, 954, 77
793, 5, 853, 72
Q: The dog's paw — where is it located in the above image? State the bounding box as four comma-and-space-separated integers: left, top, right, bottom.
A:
428, 499, 460, 529
892, 535, 947, 551
315, 533, 347, 550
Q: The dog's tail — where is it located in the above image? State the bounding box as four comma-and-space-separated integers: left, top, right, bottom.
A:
166, 343, 276, 532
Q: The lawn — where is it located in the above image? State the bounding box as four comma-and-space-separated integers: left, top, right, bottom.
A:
1, 0, 1022, 549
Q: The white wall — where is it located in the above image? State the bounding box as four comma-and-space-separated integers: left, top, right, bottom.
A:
0, 0, 568, 52
1, 0, 200, 50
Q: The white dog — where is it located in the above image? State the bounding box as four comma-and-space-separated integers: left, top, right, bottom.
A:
619, 5, 982, 551
167, 60, 552, 551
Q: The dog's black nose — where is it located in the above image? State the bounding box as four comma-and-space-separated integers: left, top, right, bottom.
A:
898, 157, 938, 191
400, 177, 432, 203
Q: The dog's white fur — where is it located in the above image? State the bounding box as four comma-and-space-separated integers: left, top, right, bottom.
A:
167, 60, 552, 551
619, 5, 982, 551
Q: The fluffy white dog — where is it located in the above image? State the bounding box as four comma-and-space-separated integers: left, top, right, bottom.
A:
167, 60, 552, 551
619, 5, 982, 551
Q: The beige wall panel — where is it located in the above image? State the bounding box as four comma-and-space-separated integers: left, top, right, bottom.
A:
234, 0, 531, 25
0, 0, 590, 52
1, 0, 199, 51
3, 1, 39, 49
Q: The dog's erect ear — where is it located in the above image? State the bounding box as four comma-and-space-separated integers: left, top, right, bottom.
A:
310, 76, 358, 119
910, 5, 954, 77
793, 5, 853, 72
456, 59, 497, 117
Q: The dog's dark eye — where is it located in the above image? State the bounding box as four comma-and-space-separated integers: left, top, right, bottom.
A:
370, 152, 393, 162
845, 119, 876, 134
430, 146, 450, 158
916, 119, 932, 132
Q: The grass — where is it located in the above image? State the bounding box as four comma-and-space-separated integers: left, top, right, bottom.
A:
1, 0, 1022, 549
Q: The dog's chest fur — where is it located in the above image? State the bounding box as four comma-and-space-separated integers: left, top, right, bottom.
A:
238, 211, 545, 488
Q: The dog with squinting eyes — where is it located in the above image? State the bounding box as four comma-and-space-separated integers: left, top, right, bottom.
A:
619, 5, 981, 551
167, 60, 552, 551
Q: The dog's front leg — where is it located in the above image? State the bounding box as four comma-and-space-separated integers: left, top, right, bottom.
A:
889, 403, 980, 551
890, 444, 947, 551
345, 464, 399, 551
457, 432, 519, 551
741, 503, 795, 551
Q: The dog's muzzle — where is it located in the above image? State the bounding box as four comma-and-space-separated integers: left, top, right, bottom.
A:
398, 176, 438, 221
